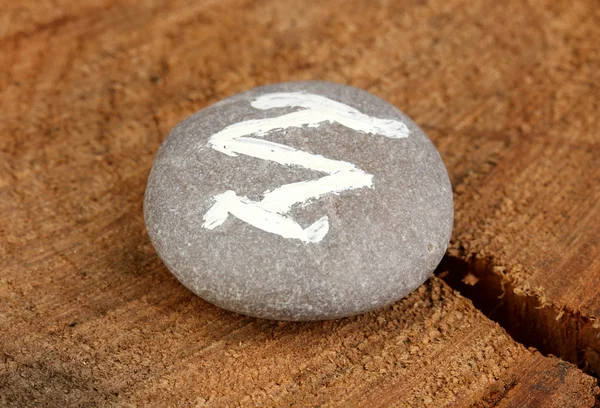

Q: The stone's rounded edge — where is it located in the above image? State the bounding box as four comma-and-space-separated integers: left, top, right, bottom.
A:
422, 130, 454, 267
143, 80, 455, 321
207, 300, 391, 322
200, 281, 421, 322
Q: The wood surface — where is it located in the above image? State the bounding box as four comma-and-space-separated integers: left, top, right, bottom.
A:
1, 0, 599, 406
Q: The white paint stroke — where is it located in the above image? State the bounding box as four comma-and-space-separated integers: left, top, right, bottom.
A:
202, 91, 409, 243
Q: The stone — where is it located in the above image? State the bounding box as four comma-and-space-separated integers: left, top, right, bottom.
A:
144, 81, 453, 321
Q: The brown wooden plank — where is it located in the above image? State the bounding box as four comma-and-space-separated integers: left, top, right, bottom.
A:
420, 0, 600, 375
1, 0, 598, 406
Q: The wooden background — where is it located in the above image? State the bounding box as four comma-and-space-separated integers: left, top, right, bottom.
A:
1, 0, 599, 406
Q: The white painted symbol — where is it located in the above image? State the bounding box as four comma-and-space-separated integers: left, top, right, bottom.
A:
202, 91, 409, 243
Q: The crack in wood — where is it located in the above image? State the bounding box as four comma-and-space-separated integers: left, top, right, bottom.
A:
437, 256, 600, 382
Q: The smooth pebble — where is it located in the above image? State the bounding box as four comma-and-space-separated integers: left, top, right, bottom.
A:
144, 81, 453, 321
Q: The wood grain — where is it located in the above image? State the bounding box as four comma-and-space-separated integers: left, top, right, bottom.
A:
1, 0, 599, 406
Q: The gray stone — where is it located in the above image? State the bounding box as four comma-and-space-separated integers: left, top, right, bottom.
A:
144, 81, 453, 321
